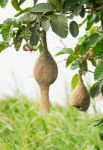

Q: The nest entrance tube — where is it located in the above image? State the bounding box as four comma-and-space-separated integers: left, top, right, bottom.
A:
40, 86, 50, 113
34, 31, 58, 114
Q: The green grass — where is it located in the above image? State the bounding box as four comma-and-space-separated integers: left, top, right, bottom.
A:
0, 96, 102, 150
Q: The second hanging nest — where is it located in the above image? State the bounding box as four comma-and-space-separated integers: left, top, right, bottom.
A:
70, 74, 90, 111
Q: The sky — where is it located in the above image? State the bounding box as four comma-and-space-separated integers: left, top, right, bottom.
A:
0, 0, 95, 105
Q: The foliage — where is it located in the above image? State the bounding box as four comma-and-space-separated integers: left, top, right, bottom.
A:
0, 1, 103, 97
1, 1, 103, 147
0, 96, 103, 150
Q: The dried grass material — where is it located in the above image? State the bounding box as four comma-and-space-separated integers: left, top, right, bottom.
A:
70, 76, 90, 111
34, 50, 58, 114
34, 50, 58, 87
33, 32, 58, 114
39, 86, 50, 113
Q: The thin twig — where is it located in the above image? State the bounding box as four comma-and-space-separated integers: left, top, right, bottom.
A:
88, 70, 94, 73
95, 5, 103, 11
9, 42, 14, 47
60, 39, 67, 48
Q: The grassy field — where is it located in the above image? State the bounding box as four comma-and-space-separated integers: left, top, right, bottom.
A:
0, 96, 103, 150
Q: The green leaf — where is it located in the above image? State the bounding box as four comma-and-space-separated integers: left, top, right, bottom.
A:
73, 5, 82, 16
50, 15, 68, 38
69, 21, 79, 37
86, 14, 96, 31
31, 3, 54, 13
15, 7, 32, 17
81, 33, 100, 54
66, 55, 75, 67
79, 59, 88, 71
0, 41, 9, 52
70, 60, 79, 70
48, 0, 62, 11
71, 74, 79, 90
30, 28, 39, 46
74, 45, 81, 56
94, 61, 103, 80
78, 35, 86, 45
93, 43, 103, 57
1, 19, 17, 42
94, 118, 103, 127
99, 131, 103, 141
1, 25, 13, 42
89, 33, 98, 46
56, 48, 73, 56
18, 13, 37, 24
79, 0, 87, 5
3, 18, 17, 26
11, 0, 21, 11
13, 29, 23, 51
79, 7, 85, 18
41, 19, 50, 31
63, 0, 77, 12
90, 81, 101, 98
90, 32, 100, 41
0, 0, 8, 8
89, 26, 99, 34
23, 29, 31, 42
18, 0, 26, 5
